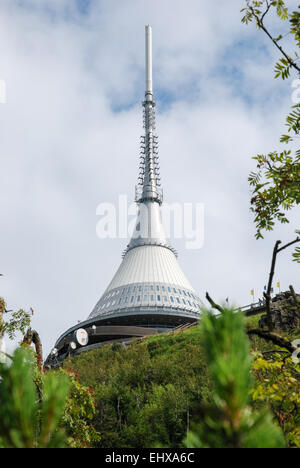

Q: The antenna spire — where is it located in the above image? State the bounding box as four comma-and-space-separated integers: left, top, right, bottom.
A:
136, 25, 163, 205
145, 25, 153, 96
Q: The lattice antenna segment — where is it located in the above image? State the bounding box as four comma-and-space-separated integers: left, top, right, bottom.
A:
135, 26, 163, 204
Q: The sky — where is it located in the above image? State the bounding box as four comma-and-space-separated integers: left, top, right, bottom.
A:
0, 0, 299, 356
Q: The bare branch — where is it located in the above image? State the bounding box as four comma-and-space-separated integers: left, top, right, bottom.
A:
22, 329, 44, 374
264, 240, 281, 331
205, 292, 224, 314
277, 236, 300, 253
261, 1, 271, 23
263, 237, 300, 331
289, 284, 300, 316
247, 328, 296, 353
262, 350, 290, 356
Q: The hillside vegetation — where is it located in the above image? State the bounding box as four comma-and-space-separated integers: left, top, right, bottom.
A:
65, 312, 300, 448
65, 326, 212, 448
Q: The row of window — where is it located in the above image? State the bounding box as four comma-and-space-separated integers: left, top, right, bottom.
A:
103, 285, 197, 303
98, 294, 199, 312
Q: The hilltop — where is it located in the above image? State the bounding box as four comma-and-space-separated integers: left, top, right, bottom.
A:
65, 312, 300, 448
65, 325, 211, 448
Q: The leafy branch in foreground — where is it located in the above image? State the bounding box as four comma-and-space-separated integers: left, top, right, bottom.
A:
241, 1, 300, 253
0, 348, 69, 448
184, 308, 286, 448
0, 348, 100, 448
252, 353, 300, 447
58, 367, 101, 448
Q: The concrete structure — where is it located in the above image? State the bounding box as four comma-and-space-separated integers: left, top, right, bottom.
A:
45, 26, 201, 368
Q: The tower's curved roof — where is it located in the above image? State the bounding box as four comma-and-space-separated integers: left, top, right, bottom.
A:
89, 244, 201, 320
106, 245, 193, 291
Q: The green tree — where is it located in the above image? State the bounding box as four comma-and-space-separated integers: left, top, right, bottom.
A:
0, 296, 32, 356
65, 329, 211, 448
58, 367, 101, 448
185, 308, 286, 448
251, 352, 300, 447
241, 0, 300, 262
0, 348, 100, 448
0, 348, 69, 448
0, 280, 100, 448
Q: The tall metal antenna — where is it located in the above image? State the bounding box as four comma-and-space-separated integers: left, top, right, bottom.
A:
136, 25, 163, 205
145, 25, 153, 96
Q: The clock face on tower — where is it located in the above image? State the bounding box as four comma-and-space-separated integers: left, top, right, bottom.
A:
75, 328, 89, 347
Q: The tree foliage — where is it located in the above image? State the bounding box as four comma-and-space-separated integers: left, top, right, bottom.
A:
1, 310, 298, 448
0, 348, 69, 448
184, 308, 286, 448
0, 297, 32, 341
0, 347, 100, 448
251, 353, 300, 447
58, 367, 101, 448
65, 328, 212, 448
241, 1, 300, 79
67, 315, 300, 448
241, 0, 300, 261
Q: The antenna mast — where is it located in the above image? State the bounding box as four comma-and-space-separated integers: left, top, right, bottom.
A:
136, 25, 162, 205
145, 25, 153, 97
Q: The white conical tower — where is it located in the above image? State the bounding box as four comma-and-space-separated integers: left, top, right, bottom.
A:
45, 26, 202, 368
89, 26, 201, 323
